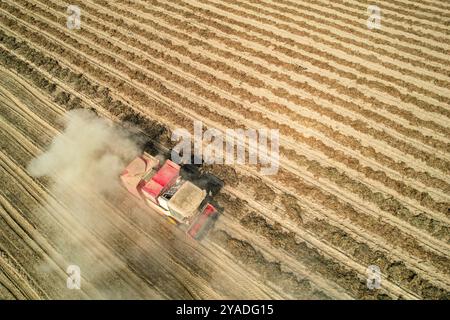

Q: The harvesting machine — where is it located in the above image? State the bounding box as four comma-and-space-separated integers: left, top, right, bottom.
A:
120, 152, 221, 240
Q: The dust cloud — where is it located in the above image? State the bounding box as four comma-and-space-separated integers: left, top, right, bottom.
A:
27, 109, 156, 299
28, 109, 141, 196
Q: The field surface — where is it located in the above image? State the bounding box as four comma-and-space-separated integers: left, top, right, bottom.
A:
0, 0, 449, 299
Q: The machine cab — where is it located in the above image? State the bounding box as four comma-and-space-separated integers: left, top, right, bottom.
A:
140, 160, 180, 205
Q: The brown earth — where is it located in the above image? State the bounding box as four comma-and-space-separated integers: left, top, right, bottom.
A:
0, 0, 449, 299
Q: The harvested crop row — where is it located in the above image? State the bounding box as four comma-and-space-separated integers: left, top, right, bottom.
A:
0, 225, 46, 300
218, 166, 450, 283
24, 0, 446, 202
210, 164, 450, 276
1, 47, 446, 298
215, 0, 450, 86
0, 47, 418, 300
229, 0, 450, 86
106, 0, 450, 150
14, 1, 450, 225
308, 0, 449, 36
111, 0, 450, 153
81, 0, 448, 152
64, 0, 450, 188
1, 11, 448, 270
1, 15, 448, 274
125, 3, 450, 147
214, 189, 450, 299
1, 6, 448, 248
2, 91, 280, 299
210, 229, 333, 299
313, 0, 450, 35
207, 164, 450, 288
0, 52, 334, 300
115, 0, 450, 137
355, 0, 450, 21
253, 0, 449, 52
2, 0, 448, 299
168, 0, 450, 108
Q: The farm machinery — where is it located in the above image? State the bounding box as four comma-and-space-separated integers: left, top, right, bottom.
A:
120, 152, 221, 240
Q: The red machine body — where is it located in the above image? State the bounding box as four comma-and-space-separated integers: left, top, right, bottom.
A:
120, 153, 218, 240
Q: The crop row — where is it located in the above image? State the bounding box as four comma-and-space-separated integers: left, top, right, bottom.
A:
3, 2, 448, 244
36, 0, 450, 188
0, 42, 335, 301
228, 0, 450, 86
346, 0, 450, 22
111, 0, 450, 156
2, 38, 448, 298
113, 0, 450, 140
215, 189, 450, 299
310, 0, 449, 35
169, 0, 450, 106
247, 0, 449, 53
1, 11, 448, 284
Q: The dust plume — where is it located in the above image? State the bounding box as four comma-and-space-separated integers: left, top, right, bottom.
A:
28, 109, 141, 196
27, 109, 159, 299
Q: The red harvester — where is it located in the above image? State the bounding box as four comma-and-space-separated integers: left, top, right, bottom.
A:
120, 152, 219, 240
